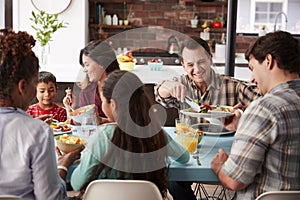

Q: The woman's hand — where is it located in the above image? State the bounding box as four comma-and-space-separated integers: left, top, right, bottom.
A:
56, 146, 84, 181
63, 88, 76, 113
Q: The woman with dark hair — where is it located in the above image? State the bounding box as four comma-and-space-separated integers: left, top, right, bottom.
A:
0, 28, 82, 199
71, 70, 190, 199
63, 40, 119, 124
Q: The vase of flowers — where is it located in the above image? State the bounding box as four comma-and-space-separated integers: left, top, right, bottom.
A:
30, 10, 68, 67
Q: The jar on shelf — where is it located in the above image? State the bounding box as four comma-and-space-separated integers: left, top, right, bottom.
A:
112, 14, 118, 25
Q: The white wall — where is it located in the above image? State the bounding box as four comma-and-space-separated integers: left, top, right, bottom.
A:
13, 0, 89, 82
0, 0, 4, 28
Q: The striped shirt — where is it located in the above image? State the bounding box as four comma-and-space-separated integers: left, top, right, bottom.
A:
223, 80, 300, 199
27, 103, 67, 122
156, 70, 261, 108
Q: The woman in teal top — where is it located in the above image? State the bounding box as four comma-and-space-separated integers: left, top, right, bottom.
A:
71, 70, 189, 198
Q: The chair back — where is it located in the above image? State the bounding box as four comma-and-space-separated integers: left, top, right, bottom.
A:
83, 179, 164, 200
0, 195, 23, 200
255, 190, 300, 200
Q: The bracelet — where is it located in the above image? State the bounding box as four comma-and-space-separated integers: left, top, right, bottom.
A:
57, 165, 68, 173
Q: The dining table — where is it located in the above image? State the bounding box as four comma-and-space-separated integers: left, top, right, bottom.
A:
61, 125, 234, 184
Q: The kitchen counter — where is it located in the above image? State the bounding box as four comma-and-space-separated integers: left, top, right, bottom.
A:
44, 63, 251, 83
213, 53, 248, 67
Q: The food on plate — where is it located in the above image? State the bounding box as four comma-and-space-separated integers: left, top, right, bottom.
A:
187, 103, 231, 113
200, 104, 213, 113
52, 124, 72, 132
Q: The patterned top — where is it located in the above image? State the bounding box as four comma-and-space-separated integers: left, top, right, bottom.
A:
156, 70, 260, 109
27, 103, 67, 122
223, 80, 300, 199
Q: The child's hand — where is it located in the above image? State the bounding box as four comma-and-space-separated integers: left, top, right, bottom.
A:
36, 114, 53, 124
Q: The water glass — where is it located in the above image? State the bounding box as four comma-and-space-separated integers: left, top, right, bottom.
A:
81, 116, 98, 141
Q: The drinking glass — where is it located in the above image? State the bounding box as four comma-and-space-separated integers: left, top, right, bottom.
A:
81, 115, 98, 142
176, 129, 199, 154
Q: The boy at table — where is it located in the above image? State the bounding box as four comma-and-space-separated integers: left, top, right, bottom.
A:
211, 31, 300, 199
27, 71, 67, 123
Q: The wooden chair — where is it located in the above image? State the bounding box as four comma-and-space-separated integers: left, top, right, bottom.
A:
255, 190, 300, 200
83, 180, 164, 200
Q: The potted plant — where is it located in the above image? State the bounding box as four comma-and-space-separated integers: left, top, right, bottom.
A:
30, 10, 68, 65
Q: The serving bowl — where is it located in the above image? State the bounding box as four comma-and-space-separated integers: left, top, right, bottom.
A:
69, 104, 97, 124
119, 62, 135, 71
55, 134, 85, 154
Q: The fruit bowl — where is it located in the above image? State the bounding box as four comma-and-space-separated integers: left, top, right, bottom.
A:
119, 62, 135, 71
148, 59, 163, 71
55, 134, 85, 154
117, 51, 135, 71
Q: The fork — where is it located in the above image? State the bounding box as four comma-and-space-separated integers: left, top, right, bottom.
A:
193, 155, 201, 166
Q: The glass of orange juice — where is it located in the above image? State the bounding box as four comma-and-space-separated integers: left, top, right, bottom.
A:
176, 128, 199, 154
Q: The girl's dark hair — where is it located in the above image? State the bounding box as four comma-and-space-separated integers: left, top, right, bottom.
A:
82, 70, 168, 198
39, 71, 57, 87
79, 40, 119, 74
0, 28, 39, 101
245, 31, 300, 75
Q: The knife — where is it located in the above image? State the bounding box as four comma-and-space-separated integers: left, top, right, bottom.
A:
185, 96, 201, 112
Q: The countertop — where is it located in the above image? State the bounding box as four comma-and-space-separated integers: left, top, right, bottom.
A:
44, 63, 251, 83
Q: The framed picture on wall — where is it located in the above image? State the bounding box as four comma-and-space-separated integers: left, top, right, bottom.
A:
31, 0, 72, 15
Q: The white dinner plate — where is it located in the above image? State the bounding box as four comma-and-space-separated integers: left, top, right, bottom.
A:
191, 123, 235, 136
180, 109, 234, 118
52, 125, 73, 136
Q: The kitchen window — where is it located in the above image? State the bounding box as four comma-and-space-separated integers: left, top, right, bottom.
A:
237, 0, 300, 34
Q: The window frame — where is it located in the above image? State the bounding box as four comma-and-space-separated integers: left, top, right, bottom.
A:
250, 0, 288, 32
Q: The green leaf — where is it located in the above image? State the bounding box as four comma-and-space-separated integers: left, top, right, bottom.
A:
30, 10, 68, 46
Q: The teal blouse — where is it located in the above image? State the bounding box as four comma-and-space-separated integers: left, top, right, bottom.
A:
71, 123, 189, 191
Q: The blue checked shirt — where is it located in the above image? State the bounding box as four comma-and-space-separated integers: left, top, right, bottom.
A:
223, 80, 300, 199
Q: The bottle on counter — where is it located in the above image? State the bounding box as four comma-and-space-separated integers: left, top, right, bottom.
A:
259, 25, 267, 37
215, 33, 226, 59
112, 14, 118, 26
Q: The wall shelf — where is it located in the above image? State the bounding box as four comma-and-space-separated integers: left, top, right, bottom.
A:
89, 24, 132, 29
